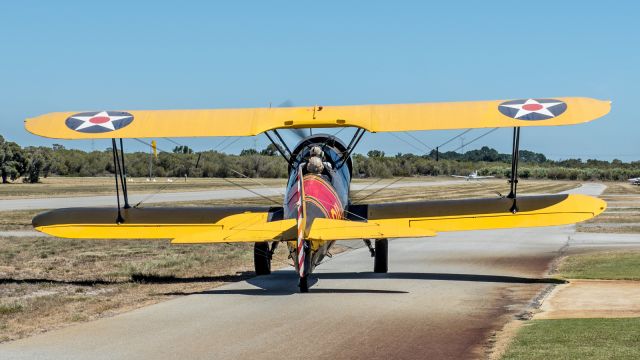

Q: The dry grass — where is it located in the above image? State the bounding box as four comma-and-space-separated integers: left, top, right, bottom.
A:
0, 176, 573, 199
0, 210, 40, 231
0, 177, 286, 198
0, 237, 295, 342
603, 182, 640, 195
350, 180, 577, 204
577, 190, 640, 234
0, 179, 580, 342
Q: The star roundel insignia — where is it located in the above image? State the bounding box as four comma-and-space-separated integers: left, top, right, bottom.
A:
65, 111, 134, 133
498, 99, 567, 121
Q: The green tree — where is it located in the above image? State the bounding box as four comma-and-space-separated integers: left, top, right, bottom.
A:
173, 145, 193, 154
367, 150, 385, 158
24, 154, 45, 183
240, 148, 258, 156
0, 135, 27, 183
260, 143, 282, 156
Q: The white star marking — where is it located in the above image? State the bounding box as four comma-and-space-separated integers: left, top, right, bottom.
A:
500, 99, 563, 119
69, 111, 131, 131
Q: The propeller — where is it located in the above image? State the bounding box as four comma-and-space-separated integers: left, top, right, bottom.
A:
278, 100, 312, 139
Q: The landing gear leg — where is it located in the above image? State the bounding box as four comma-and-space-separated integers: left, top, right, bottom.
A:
363, 239, 375, 257
254, 242, 271, 275
374, 239, 388, 273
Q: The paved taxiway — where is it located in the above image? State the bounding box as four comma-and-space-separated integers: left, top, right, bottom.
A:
3, 184, 638, 359
0, 180, 464, 211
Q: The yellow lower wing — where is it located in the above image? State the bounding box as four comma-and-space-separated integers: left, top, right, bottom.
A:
32, 206, 287, 241
364, 194, 605, 232
32, 194, 605, 243
307, 218, 436, 241
171, 219, 296, 244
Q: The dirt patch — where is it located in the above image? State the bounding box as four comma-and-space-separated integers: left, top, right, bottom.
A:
487, 319, 525, 360
535, 280, 640, 319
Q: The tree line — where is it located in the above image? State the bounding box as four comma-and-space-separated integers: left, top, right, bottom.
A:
1, 135, 639, 183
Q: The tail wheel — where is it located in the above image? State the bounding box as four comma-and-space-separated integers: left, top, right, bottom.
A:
374, 239, 388, 273
299, 275, 309, 293
298, 240, 311, 293
254, 242, 271, 275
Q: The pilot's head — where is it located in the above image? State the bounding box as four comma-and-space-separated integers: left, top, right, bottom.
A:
310, 146, 323, 158
307, 156, 324, 174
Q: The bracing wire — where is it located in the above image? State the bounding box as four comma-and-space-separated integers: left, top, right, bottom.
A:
450, 128, 499, 153
218, 137, 243, 153
350, 177, 384, 198
227, 168, 285, 196
403, 132, 433, 151
436, 128, 473, 149
389, 133, 426, 154
222, 178, 281, 205
352, 176, 406, 204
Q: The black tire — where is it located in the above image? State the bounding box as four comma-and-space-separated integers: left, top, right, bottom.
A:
254, 242, 271, 275
299, 275, 309, 293
374, 239, 388, 273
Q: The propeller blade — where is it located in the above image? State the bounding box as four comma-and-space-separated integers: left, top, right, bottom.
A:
277, 100, 311, 139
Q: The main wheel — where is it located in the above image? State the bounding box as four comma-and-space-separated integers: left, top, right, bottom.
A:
374, 239, 388, 273
299, 275, 309, 293
254, 242, 271, 275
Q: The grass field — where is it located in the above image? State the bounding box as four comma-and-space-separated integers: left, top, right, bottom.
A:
556, 250, 640, 280
501, 318, 640, 360
0, 179, 589, 342
500, 247, 640, 359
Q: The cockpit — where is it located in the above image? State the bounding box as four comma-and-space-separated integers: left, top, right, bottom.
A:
303, 145, 334, 181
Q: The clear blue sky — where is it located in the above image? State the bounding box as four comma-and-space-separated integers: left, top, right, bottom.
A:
0, 1, 637, 160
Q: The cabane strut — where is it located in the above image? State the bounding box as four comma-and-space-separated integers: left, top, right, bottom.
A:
337, 128, 365, 168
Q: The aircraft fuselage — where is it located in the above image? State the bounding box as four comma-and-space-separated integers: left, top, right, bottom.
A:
282, 135, 353, 277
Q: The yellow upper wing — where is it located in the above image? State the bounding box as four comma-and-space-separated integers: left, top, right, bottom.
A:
25, 97, 610, 139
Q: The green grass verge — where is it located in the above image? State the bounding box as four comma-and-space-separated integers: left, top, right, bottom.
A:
502, 318, 640, 360
558, 250, 640, 280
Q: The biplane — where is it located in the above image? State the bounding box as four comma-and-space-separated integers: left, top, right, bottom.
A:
25, 97, 610, 292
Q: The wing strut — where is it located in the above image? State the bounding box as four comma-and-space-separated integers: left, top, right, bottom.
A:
337, 128, 365, 168
109, 138, 131, 224
264, 130, 293, 168
507, 127, 521, 213
118, 138, 130, 209
111, 138, 125, 223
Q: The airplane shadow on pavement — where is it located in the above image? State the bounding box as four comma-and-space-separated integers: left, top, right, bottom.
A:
0, 270, 565, 297
161, 270, 566, 296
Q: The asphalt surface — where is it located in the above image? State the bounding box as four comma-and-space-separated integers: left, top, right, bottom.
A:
0, 180, 465, 211
2, 183, 638, 360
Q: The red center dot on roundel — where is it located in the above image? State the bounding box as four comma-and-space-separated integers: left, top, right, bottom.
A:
522, 103, 543, 111
89, 116, 111, 124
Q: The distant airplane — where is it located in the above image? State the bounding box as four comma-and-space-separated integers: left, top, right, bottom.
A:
452, 171, 495, 181
629, 177, 640, 185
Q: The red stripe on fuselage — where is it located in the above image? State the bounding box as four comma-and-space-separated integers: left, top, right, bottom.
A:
303, 175, 344, 220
